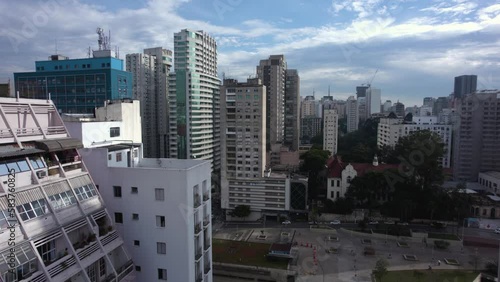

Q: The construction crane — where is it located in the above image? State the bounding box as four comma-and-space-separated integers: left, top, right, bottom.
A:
361, 69, 379, 88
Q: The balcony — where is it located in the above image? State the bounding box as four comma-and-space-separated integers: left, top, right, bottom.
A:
203, 193, 210, 202
116, 260, 134, 281
195, 248, 202, 261
194, 223, 202, 235
204, 263, 211, 274
100, 230, 120, 249
194, 199, 201, 208
46, 254, 78, 280
203, 217, 210, 227
204, 240, 211, 251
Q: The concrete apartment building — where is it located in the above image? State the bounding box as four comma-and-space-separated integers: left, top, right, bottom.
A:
454, 75, 477, 98
377, 116, 453, 168
65, 99, 213, 282
323, 109, 338, 156
168, 29, 221, 170
300, 95, 317, 118
257, 55, 286, 148
300, 117, 322, 145
126, 47, 172, 158
346, 96, 358, 133
0, 97, 134, 282
284, 69, 300, 151
220, 78, 307, 221
453, 90, 500, 181
366, 87, 381, 117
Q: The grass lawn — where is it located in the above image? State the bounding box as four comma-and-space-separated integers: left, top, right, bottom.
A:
428, 233, 461, 241
383, 270, 478, 282
212, 239, 289, 269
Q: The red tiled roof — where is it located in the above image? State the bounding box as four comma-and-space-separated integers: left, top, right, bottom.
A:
326, 156, 398, 178
327, 156, 345, 178
350, 163, 399, 177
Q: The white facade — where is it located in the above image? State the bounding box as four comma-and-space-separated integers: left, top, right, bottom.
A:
479, 171, 500, 195
64, 101, 213, 282
418, 106, 433, 116
327, 164, 357, 200
323, 109, 338, 155
301, 96, 317, 118
346, 96, 358, 133
366, 87, 381, 116
383, 100, 392, 112
0, 97, 134, 282
377, 116, 453, 168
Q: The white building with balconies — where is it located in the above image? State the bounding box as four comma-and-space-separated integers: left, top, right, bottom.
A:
64, 99, 213, 282
0, 97, 134, 282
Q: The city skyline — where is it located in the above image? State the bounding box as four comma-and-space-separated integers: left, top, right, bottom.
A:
1, 0, 500, 106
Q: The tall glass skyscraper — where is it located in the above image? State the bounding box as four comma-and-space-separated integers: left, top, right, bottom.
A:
169, 30, 221, 170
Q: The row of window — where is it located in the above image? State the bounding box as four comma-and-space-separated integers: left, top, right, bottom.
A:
0, 157, 45, 176
113, 186, 165, 201
114, 212, 165, 228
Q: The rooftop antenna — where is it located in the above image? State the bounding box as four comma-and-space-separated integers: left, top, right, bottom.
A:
87, 46, 91, 58
115, 46, 119, 58
328, 85, 331, 97
222, 72, 225, 81
96, 27, 110, 50
313, 88, 315, 99
55, 38, 58, 54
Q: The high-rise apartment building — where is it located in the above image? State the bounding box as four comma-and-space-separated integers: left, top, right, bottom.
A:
377, 116, 453, 168
284, 69, 300, 151
356, 86, 368, 98
346, 96, 358, 133
0, 97, 134, 282
323, 109, 338, 155
126, 47, 172, 158
453, 90, 500, 181
256, 55, 286, 148
301, 95, 317, 118
394, 101, 405, 117
454, 75, 477, 98
357, 97, 366, 124
65, 99, 213, 282
168, 29, 221, 170
366, 87, 381, 117
433, 97, 449, 115
220, 78, 307, 220
300, 117, 322, 144
383, 100, 392, 113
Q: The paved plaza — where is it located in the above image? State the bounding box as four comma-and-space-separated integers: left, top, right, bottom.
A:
214, 225, 496, 282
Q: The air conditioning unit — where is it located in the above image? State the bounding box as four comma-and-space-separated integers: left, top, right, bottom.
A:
36, 170, 47, 179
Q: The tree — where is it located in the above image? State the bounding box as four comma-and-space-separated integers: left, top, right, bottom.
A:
345, 172, 388, 214
300, 148, 330, 199
392, 130, 445, 189
310, 134, 323, 146
373, 258, 389, 281
230, 205, 251, 220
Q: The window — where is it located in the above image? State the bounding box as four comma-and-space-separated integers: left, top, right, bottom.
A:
330, 180, 334, 187
132, 213, 139, 220
99, 258, 106, 277
116, 153, 122, 162
135, 266, 141, 272
113, 186, 122, 197
108, 154, 112, 161
157, 242, 166, 254
0, 210, 9, 230
337, 180, 340, 187
156, 215, 165, 227
37, 240, 56, 263
48, 191, 77, 210
158, 268, 167, 280
29, 157, 45, 169
155, 188, 165, 201
87, 264, 96, 282
330, 191, 334, 198
133, 240, 140, 246
73, 184, 98, 201
131, 187, 138, 194
110, 127, 120, 137
115, 212, 123, 223
337, 191, 340, 198
16, 199, 47, 221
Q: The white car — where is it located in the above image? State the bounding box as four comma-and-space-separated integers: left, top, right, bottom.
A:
495, 228, 500, 234
330, 220, 341, 225
398, 222, 409, 226
368, 221, 379, 225
282, 220, 291, 225
384, 220, 395, 225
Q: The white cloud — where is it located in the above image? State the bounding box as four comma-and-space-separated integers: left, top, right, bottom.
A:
421, 2, 478, 16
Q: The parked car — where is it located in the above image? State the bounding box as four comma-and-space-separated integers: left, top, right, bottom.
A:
330, 220, 342, 225
282, 220, 291, 225
384, 220, 395, 225
398, 222, 409, 226
363, 246, 376, 256
368, 221, 379, 225
495, 227, 500, 234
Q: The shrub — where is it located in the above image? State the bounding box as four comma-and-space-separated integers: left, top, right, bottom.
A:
434, 240, 450, 249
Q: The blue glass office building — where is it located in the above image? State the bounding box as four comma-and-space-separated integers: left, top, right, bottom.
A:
14, 54, 132, 113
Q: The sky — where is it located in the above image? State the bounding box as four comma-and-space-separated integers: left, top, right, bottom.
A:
1, 0, 500, 106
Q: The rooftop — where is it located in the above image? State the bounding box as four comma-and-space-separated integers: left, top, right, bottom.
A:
480, 171, 500, 179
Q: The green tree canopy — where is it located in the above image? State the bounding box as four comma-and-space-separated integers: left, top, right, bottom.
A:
230, 205, 251, 219
373, 259, 389, 281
